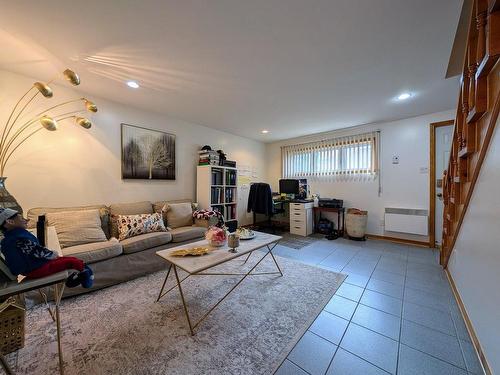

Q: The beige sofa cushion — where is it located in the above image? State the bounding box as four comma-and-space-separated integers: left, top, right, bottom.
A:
46, 209, 107, 249
62, 238, 123, 264
27, 205, 110, 238
109, 201, 153, 238
120, 232, 173, 254
169, 226, 206, 243
153, 199, 197, 227
153, 199, 194, 214
162, 202, 194, 229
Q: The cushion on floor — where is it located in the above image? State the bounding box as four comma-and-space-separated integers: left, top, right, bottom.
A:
169, 226, 206, 243
120, 232, 173, 254
62, 238, 123, 264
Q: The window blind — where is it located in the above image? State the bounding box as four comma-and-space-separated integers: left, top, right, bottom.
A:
281, 131, 380, 181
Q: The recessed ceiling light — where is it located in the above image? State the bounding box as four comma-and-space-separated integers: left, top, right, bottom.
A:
127, 81, 140, 89
397, 92, 412, 101
261, 130, 269, 134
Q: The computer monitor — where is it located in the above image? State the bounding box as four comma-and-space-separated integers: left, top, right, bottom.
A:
279, 179, 300, 195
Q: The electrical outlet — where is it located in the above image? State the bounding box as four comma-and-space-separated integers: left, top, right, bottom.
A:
392, 155, 399, 164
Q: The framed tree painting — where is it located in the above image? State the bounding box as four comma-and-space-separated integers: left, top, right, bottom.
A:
121, 123, 176, 180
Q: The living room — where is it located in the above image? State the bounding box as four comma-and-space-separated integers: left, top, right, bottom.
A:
0, 1, 499, 375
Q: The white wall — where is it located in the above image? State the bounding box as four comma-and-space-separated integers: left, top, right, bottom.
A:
448, 118, 500, 373
0, 70, 266, 225
266, 110, 455, 237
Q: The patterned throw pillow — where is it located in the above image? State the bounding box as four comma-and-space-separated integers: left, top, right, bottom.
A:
117, 213, 166, 241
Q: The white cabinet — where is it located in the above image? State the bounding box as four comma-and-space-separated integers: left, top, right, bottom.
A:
289, 202, 313, 236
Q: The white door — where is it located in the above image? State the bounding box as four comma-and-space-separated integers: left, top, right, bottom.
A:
435, 125, 453, 245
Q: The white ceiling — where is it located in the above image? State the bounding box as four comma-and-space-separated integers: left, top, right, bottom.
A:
0, 0, 462, 142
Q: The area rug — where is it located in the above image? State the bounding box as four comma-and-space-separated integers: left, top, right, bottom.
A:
9, 254, 345, 375
277, 232, 320, 249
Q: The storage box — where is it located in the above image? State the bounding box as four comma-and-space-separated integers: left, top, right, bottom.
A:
0, 296, 25, 354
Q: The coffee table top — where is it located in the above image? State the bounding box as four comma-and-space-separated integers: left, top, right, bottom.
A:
156, 231, 282, 274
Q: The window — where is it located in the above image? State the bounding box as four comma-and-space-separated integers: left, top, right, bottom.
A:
281, 131, 379, 180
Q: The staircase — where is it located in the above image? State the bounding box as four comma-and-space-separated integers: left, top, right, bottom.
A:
441, 0, 500, 267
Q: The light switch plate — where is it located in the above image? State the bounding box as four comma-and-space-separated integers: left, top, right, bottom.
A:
392, 155, 399, 164
420, 167, 429, 174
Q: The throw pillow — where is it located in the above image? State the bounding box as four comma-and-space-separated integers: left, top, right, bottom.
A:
162, 202, 194, 229
117, 212, 167, 241
46, 209, 107, 249
109, 201, 153, 239
27, 205, 110, 238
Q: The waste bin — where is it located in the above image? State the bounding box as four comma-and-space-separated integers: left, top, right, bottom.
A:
346, 208, 368, 240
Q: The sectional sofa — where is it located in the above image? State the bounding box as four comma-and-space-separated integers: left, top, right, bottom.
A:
26, 199, 206, 302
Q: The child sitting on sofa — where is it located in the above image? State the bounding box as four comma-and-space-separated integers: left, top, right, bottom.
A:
0, 208, 94, 288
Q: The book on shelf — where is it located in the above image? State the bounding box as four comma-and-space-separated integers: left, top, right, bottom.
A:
198, 150, 220, 167
198, 150, 218, 155
199, 159, 220, 165
211, 186, 224, 204
224, 204, 236, 221
199, 157, 220, 163
211, 169, 223, 185
199, 153, 219, 159
225, 169, 237, 185
225, 187, 236, 203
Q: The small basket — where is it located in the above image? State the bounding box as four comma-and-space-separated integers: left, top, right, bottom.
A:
0, 296, 25, 354
346, 208, 368, 240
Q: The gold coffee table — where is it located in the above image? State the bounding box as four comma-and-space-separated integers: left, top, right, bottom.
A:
155, 231, 282, 335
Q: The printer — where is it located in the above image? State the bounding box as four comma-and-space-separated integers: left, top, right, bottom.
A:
318, 198, 343, 208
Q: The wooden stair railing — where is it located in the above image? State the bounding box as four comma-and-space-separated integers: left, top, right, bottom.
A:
441, 0, 500, 267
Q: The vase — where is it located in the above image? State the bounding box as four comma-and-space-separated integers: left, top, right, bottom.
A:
0, 177, 22, 214
227, 233, 240, 249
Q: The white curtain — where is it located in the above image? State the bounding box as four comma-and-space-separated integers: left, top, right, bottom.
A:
281, 131, 380, 182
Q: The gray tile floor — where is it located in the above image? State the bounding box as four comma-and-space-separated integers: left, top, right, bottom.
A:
272, 237, 484, 375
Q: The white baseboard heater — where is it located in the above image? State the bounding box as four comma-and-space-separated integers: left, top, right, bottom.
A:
384, 208, 428, 236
